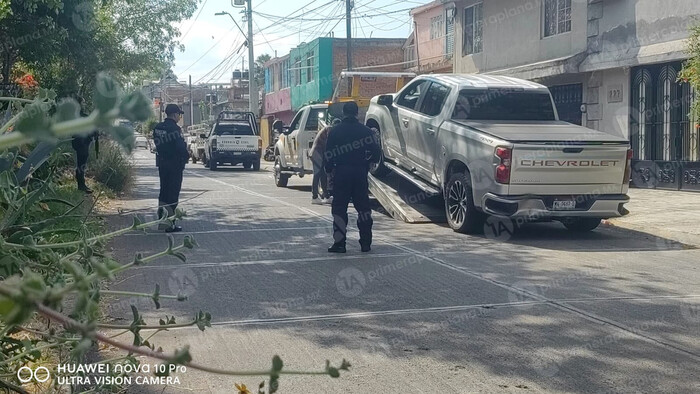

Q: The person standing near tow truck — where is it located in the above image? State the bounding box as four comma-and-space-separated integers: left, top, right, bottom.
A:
324, 102, 380, 253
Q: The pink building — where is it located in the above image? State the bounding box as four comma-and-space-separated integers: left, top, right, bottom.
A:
263, 54, 294, 125
405, 0, 455, 74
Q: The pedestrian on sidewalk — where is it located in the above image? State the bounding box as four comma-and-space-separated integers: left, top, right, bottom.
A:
72, 96, 98, 194
153, 104, 188, 233
308, 118, 338, 205
324, 102, 380, 253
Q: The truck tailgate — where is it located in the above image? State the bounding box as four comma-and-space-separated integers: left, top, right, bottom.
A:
217, 136, 258, 151
510, 143, 628, 194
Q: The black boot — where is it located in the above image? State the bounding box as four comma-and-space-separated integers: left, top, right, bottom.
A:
327, 243, 346, 253
76, 171, 92, 194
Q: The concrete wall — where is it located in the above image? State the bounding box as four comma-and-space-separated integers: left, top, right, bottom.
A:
454, 0, 588, 74
331, 38, 405, 98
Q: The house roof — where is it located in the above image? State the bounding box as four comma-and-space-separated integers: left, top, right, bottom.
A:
410, 0, 444, 16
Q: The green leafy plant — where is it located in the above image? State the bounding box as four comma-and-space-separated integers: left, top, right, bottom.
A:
0, 73, 349, 393
680, 23, 700, 121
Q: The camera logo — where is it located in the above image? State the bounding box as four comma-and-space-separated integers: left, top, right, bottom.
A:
17, 366, 50, 383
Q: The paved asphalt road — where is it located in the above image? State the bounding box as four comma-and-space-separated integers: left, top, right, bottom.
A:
102, 150, 700, 393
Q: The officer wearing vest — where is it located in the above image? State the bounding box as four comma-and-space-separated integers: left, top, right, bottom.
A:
153, 104, 188, 232
324, 102, 381, 253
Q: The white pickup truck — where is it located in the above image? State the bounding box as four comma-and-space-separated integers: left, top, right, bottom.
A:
202, 111, 262, 171
365, 74, 632, 233
273, 104, 328, 187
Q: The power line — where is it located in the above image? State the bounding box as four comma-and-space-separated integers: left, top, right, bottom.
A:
180, 0, 209, 41
180, 25, 238, 73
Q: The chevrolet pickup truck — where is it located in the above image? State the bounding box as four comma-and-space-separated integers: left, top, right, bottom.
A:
365, 74, 632, 233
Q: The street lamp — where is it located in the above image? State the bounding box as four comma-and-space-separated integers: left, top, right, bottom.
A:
215, 1, 258, 115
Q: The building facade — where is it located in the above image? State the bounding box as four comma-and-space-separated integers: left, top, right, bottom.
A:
263, 37, 406, 121
444, 0, 700, 191
404, 0, 455, 73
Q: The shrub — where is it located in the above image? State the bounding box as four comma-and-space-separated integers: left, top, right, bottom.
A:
87, 138, 133, 195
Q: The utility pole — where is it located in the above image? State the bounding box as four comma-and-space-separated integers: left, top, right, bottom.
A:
346, 0, 353, 96
189, 75, 193, 127
246, 0, 258, 116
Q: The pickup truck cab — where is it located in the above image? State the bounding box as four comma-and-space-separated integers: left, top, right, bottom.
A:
273, 104, 328, 187
365, 74, 632, 233
203, 111, 262, 171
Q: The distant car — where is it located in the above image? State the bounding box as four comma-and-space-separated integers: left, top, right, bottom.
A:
135, 136, 149, 149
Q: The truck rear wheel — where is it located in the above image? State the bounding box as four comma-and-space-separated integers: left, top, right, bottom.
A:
562, 218, 601, 232
274, 156, 289, 187
445, 171, 485, 234
243, 161, 252, 169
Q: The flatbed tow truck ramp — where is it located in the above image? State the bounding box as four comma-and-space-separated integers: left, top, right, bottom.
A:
368, 170, 446, 224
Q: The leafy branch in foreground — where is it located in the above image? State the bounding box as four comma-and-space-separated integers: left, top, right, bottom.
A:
0, 73, 349, 392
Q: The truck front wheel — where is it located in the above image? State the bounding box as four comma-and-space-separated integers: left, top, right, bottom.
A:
274, 156, 290, 187
368, 126, 391, 178
562, 218, 601, 232
253, 159, 261, 171
445, 172, 485, 234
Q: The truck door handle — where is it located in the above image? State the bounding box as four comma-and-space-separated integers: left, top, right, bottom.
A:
426, 128, 436, 135
401, 118, 409, 127
563, 148, 584, 153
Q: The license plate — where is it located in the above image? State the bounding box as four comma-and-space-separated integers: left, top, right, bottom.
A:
233, 152, 242, 155
553, 200, 576, 210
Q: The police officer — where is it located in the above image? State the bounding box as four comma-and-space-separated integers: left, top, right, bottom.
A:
72, 132, 98, 194
153, 104, 189, 233
324, 102, 380, 253
72, 97, 98, 194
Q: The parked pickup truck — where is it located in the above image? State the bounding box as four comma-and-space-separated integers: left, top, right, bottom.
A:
202, 111, 262, 171
273, 104, 328, 187
365, 74, 632, 233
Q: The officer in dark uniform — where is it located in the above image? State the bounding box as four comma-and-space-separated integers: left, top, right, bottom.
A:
72, 132, 98, 194
153, 104, 188, 233
324, 102, 380, 253
72, 97, 98, 193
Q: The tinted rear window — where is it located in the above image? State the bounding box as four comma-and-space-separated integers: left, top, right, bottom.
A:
214, 123, 254, 136
452, 89, 556, 121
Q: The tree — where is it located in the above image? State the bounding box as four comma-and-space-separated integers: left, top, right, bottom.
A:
680, 23, 700, 121
0, 0, 199, 99
255, 53, 271, 88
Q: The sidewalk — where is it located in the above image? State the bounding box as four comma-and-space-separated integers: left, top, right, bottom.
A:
605, 188, 700, 248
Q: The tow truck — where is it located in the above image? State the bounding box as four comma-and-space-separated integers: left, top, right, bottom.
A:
273, 71, 415, 187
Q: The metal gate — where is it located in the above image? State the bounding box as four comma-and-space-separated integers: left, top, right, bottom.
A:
630, 62, 700, 191
550, 84, 583, 125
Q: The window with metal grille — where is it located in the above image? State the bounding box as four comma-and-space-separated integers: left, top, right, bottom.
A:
430, 14, 444, 40
463, 3, 483, 56
544, 0, 571, 37
306, 52, 314, 82
294, 57, 301, 86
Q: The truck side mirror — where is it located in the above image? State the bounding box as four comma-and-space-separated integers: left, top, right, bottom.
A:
378, 95, 393, 107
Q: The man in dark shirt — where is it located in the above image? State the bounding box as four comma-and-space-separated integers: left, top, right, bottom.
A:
153, 104, 189, 232
324, 102, 381, 253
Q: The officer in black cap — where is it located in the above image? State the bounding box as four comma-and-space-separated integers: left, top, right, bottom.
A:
324, 101, 380, 253
153, 104, 188, 232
